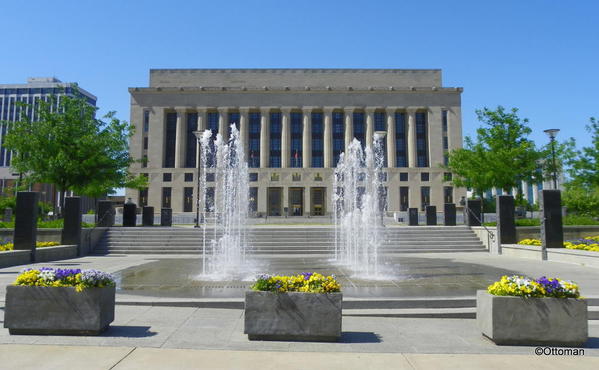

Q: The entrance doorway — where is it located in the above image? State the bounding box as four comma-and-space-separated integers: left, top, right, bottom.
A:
311, 187, 326, 216
267, 187, 283, 216
289, 187, 304, 216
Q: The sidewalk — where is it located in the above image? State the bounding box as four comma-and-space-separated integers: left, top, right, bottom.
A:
1, 345, 598, 370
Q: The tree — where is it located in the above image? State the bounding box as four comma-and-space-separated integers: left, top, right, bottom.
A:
3, 88, 146, 212
446, 106, 542, 197
562, 117, 599, 217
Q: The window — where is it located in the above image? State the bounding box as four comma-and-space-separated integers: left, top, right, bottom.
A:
138, 188, 148, 207
443, 136, 449, 150
444, 186, 453, 204
205, 187, 215, 212
183, 187, 193, 212
421, 186, 430, 211
416, 112, 428, 167
142, 155, 148, 168
143, 137, 148, 150
400, 172, 408, 181
332, 111, 344, 166
269, 112, 281, 168
374, 112, 385, 131
444, 172, 452, 181
311, 112, 323, 168
163, 113, 177, 168
248, 112, 261, 168
271, 173, 279, 181
162, 187, 172, 208
249, 173, 258, 182
353, 112, 365, 148
395, 113, 407, 167
421, 172, 429, 182
292, 173, 301, 181
163, 173, 172, 182
442, 110, 448, 132
205, 112, 219, 167
444, 153, 449, 166
290, 112, 302, 167
185, 113, 198, 168
206, 173, 215, 182
249, 187, 258, 212
314, 173, 323, 181
143, 110, 150, 132
184, 173, 193, 182
378, 172, 388, 182
228, 112, 240, 136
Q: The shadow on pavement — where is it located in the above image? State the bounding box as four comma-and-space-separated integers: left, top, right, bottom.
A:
340, 331, 381, 343
102, 325, 157, 338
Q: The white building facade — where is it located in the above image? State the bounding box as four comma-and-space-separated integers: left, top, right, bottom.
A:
127, 69, 465, 216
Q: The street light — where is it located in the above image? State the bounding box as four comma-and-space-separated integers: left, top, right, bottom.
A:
543, 128, 560, 190
193, 130, 203, 228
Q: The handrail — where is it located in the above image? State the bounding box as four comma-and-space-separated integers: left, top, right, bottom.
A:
84, 207, 115, 254
465, 205, 495, 241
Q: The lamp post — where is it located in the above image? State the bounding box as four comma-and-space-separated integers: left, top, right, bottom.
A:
193, 130, 202, 228
543, 128, 560, 190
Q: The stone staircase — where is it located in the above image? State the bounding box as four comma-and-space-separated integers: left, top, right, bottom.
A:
93, 226, 486, 255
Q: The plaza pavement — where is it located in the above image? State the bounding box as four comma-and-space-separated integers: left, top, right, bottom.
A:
1, 252, 599, 368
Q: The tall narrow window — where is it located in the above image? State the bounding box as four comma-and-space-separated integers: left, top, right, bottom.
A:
138, 188, 148, 207
311, 112, 323, 168
162, 187, 172, 208
228, 111, 240, 137
185, 113, 198, 168
332, 111, 344, 166
395, 112, 407, 167
416, 112, 428, 167
163, 112, 177, 168
269, 112, 281, 168
290, 112, 302, 167
374, 112, 385, 131
183, 187, 193, 212
420, 186, 430, 211
444, 186, 453, 204
353, 112, 365, 148
248, 112, 261, 168
143, 110, 150, 132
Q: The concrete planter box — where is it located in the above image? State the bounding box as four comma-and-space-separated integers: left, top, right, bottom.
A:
477, 290, 587, 346
244, 291, 342, 341
4, 285, 115, 335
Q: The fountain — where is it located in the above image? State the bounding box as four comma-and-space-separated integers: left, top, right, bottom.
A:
198, 124, 255, 279
333, 135, 387, 278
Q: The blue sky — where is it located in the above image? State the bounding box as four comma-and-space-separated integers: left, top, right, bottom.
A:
1, 0, 598, 150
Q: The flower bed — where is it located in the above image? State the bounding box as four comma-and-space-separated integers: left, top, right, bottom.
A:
477, 275, 587, 346
487, 275, 580, 298
4, 267, 116, 335
15, 267, 115, 291
251, 272, 341, 293
0, 241, 60, 252
518, 236, 599, 252
245, 272, 342, 342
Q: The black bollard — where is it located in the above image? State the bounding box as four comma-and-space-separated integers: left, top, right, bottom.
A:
97, 200, 115, 227
142, 206, 154, 226
444, 203, 456, 226
496, 195, 516, 247
62, 197, 82, 254
123, 198, 137, 227
161, 208, 172, 226
408, 208, 419, 226
13, 192, 39, 262
465, 199, 482, 226
425, 205, 437, 225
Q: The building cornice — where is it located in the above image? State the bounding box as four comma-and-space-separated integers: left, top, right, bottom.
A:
129, 86, 463, 94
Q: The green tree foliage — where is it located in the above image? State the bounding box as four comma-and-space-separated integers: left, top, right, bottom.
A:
446, 106, 542, 196
3, 88, 146, 210
562, 118, 599, 217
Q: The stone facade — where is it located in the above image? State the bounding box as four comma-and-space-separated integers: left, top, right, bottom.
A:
127, 69, 465, 215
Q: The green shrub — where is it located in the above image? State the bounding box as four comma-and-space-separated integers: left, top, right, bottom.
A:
484, 216, 598, 227
0, 219, 94, 229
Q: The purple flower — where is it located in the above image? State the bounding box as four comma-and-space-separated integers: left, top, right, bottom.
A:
301, 272, 313, 281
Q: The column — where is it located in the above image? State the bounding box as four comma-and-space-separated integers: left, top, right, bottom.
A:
365, 107, 375, 150
174, 108, 186, 168
323, 107, 334, 168
302, 107, 312, 168
281, 107, 292, 168
532, 183, 539, 205
218, 107, 228, 141
407, 108, 417, 167
148, 108, 164, 168
239, 107, 250, 160
522, 181, 529, 202
343, 107, 354, 152
260, 108, 269, 168
386, 108, 396, 168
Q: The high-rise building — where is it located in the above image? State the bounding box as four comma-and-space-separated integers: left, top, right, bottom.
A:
0, 77, 97, 206
127, 69, 465, 216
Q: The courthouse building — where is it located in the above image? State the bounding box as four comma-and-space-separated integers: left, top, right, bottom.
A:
127, 69, 465, 216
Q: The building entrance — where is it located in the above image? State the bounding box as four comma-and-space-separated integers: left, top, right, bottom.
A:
311, 187, 326, 216
267, 187, 283, 216
289, 187, 304, 216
